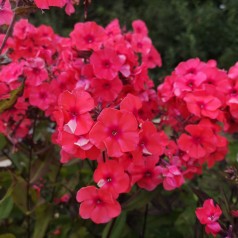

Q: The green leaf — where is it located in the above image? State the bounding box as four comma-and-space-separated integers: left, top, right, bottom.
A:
11, 174, 27, 213
0, 134, 7, 150
0, 234, 15, 238
69, 226, 90, 238
30, 156, 53, 184
123, 189, 160, 211
32, 203, 53, 238
0, 186, 14, 220
0, 82, 24, 113
227, 140, 238, 163
102, 212, 127, 238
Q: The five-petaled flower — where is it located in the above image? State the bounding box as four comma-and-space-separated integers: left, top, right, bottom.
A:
196, 199, 222, 237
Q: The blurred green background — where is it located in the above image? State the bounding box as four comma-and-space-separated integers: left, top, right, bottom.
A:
29, 0, 238, 80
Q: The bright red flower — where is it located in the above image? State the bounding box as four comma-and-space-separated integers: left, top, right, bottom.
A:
90, 48, 123, 80
28, 83, 56, 110
58, 130, 100, 162
178, 122, 217, 159
0, 82, 9, 100
89, 108, 139, 157
142, 46, 162, 69
184, 91, 222, 119
196, 199, 222, 237
173, 73, 206, 97
130, 155, 162, 191
105, 19, 121, 37
90, 76, 123, 103
0, 0, 13, 26
93, 160, 130, 198
120, 93, 142, 120
135, 121, 168, 156
160, 165, 184, 191
58, 89, 94, 135
76, 186, 121, 224
65, 0, 79, 15
24, 57, 48, 86
34, 0, 66, 9
132, 20, 148, 36
131, 34, 152, 54
70, 21, 106, 51
175, 58, 206, 76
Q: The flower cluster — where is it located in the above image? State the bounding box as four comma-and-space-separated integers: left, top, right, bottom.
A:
157, 58, 237, 174
0, 18, 235, 226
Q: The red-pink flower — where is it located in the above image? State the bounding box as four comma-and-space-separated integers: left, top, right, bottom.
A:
136, 121, 168, 156
142, 46, 162, 69
89, 108, 139, 157
70, 21, 106, 50
34, 0, 66, 9
178, 123, 217, 159
90, 76, 122, 103
160, 165, 184, 191
130, 155, 163, 191
184, 91, 222, 119
93, 160, 130, 198
132, 20, 148, 36
120, 93, 142, 120
0, 0, 13, 26
58, 89, 94, 135
196, 199, 222, 237
76, 186, 121, 224
90, 48, 123, 80
28, 83, 56, 110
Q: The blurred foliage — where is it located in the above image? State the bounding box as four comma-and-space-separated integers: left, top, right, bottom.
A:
30, 0, 238, 80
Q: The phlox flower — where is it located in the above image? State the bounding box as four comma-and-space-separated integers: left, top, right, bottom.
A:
89, 108, 139, 157
142, 46, 162, 69
90, 76, 123, 103
175, 58, 206, 76
90, 48, 123, 80
131, 34, 152, 55
196, 199, 222, 237
34, 0, 66, 9
24, 58, 48, 86
178, 122, 217, 159
76, 186, 121, 224
135, 121, 168, 157
129, 155, 162, 191
93, 160, 130, 198
160, 165, 184, 191
184, 91, 222, 119
28, 83, 56, 111
58, 130, 100, 162
105, 19, 122, 37
132, 20, 148, 36
58, 89, 94, 135
0, 0, 13, 26
0, 82, 9, 100
120, 93, 142, 120
70, 21, 106, 51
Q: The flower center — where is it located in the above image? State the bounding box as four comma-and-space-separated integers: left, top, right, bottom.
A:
187, 67, 197, 74
144, 171, 152, 177
39, 92, 47, 99
96, 198, 102, 204
112, 130, 118, 136
85, 34, 94, 44
102, 60, 111, 69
